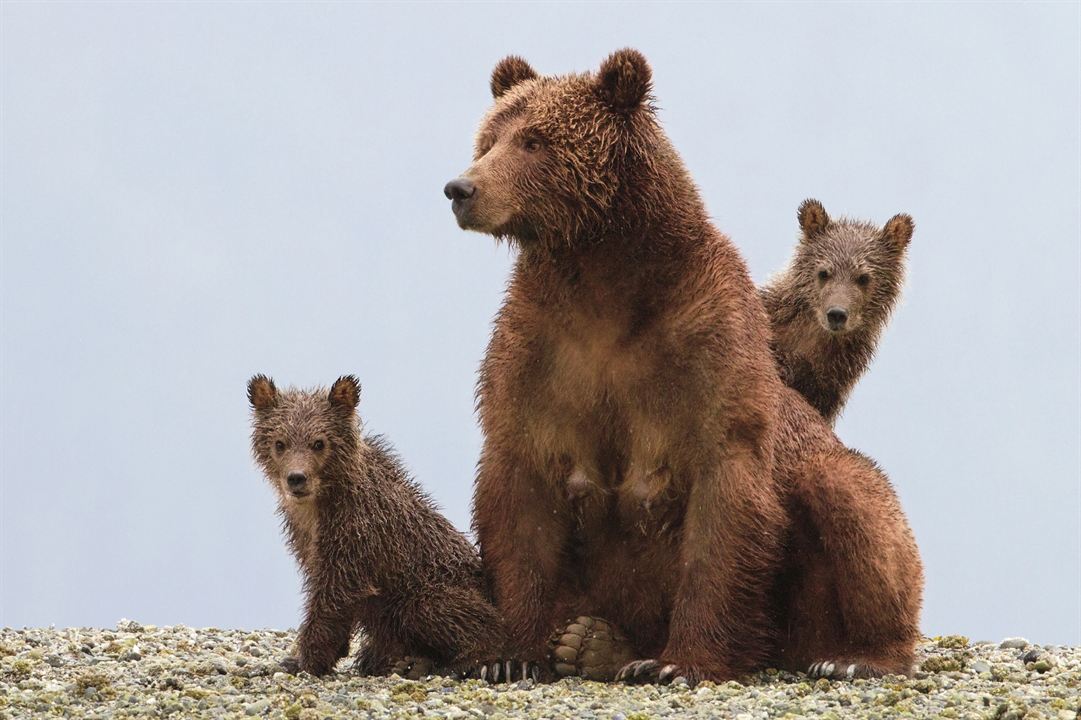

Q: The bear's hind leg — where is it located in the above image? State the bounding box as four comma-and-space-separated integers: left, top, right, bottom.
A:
782, 450, 923, 679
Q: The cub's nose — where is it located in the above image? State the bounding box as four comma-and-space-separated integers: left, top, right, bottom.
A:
286, 472, 307, 491
443, 178, 476, 201
826, 308, 848, 331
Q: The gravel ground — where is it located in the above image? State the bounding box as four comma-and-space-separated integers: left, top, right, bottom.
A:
1, 622, 1077, 719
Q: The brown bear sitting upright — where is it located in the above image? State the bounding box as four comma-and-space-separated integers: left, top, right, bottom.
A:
444, 49, 922, 684
762, 199, 914, 423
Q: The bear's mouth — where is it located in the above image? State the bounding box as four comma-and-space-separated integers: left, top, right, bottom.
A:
451, 198, 474, 227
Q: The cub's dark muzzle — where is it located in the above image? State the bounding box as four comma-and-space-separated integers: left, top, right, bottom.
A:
286, 472, 308, 496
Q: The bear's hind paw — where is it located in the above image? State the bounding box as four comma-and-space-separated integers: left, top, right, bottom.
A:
807, 660, 895, 680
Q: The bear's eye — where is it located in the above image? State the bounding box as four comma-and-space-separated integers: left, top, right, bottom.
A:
817, 269, 830, 282
522, 137, 543, 153
312, 440, 325, 452
856, 273, 871, 287
274, 441, 285, 453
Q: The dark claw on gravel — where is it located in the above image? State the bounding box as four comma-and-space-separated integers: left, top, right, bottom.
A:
617, 659, 659, 682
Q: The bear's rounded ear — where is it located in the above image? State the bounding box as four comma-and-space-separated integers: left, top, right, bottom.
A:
797, 199, 830, 241
882, 213, 914, 250
328, 375, 361, 411
248, 374, 278, 411
596, 48, 652, 113
491, 56, 537, 99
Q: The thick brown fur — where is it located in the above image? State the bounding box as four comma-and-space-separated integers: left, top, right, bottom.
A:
761, 199, 914, 423
248, 375, 503, 677
447, 50, 922, 684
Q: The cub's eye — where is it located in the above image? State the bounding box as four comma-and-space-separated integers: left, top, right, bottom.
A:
817, 269, 830, 281
312, 440, 325, 451
274, 441, 285, 453
522, 137, 543, 153
856, 273, 871, 287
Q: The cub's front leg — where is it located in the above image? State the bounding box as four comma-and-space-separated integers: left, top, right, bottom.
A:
292, 579, 360, 676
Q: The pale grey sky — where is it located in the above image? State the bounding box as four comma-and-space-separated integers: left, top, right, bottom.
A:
2, 2, 1078, 645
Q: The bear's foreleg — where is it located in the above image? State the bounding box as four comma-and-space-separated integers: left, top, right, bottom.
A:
473, 447, 573, 666
619, 448, 784, 685
294, 585, 359, 676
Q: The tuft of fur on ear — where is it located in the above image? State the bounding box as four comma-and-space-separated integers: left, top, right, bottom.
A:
491, 55, 538, 98
328, 375, 361, 410
797, 198, 830, 240
882, 213, 915, 250
596, 48, 652, 112
248, 374, 278, 410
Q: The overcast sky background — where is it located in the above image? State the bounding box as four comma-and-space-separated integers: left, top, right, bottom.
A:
2, 2, 1078, 645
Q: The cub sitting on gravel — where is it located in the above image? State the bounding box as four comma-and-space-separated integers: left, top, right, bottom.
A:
761, 199, 914, 423
248, 374, 503, 678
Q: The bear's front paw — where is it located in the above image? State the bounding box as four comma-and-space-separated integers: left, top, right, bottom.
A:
616, 658, 700, 686
550, 616, 635, 681
294, 645, 338, 677
389, 656, 438, 680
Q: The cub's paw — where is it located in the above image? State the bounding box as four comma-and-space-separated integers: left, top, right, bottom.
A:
549, 616, 635, 682
389, 656, 437, 680
279, 655, 301, 675
616, 659, 697, 686
470, 659, 545, 684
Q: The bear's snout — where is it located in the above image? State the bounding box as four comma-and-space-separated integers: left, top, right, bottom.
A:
826, 307, 848, 331
444, 178, 476, 201
286, 472, 309, 495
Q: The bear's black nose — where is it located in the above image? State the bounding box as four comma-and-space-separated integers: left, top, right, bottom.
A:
287, 473, 307, 490
826, 308, 848, 330
444, 178, 476, 201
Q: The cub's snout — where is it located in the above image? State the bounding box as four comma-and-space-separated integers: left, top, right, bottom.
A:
286, 472, 309, 496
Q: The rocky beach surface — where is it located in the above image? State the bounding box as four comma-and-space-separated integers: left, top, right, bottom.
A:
1, 622, 1077, 719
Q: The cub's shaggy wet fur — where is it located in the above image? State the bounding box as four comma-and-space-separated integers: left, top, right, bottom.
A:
248, 375, 502, 677
762, 199, 914, 423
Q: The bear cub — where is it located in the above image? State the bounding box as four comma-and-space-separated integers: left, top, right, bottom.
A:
761, 199, 914, 423
248, 374, 503, 678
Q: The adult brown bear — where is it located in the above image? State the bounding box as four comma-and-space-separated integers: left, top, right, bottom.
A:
444, 50, 922, 684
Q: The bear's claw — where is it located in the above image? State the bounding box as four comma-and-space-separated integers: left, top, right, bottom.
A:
616, 658, 692, 685
474, 659, 541, 683
807, 660, 871, 680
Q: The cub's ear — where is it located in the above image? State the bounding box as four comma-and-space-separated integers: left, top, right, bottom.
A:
328, 375, 361, 411
491, 55, 537, 98
248, 374, 278, 410
797, 199, 830, 240
882, 213, 914, 250
596, 48, 652, 112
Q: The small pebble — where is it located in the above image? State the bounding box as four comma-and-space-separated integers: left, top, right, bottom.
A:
245, 698, 270, 715
1000, 637, 1029, 650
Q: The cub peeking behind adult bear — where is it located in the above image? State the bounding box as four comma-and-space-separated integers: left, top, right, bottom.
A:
444, 49, 922, 684
762, 199, 914, 423
248, 374, 503, 678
